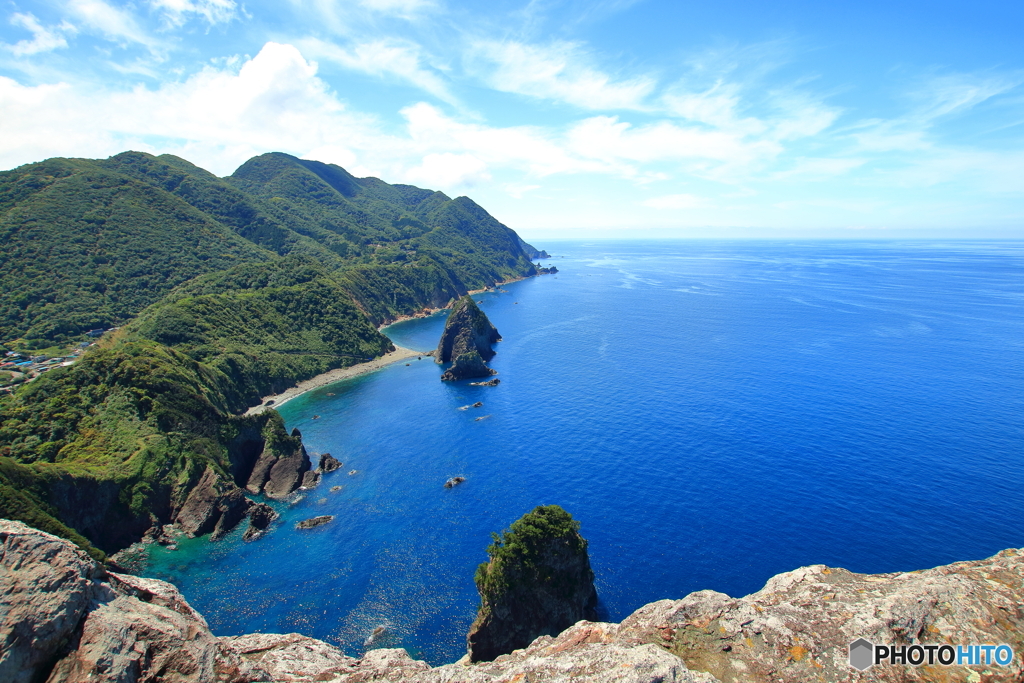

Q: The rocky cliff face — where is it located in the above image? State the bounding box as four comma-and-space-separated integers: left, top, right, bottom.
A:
244, 428, 311, 499
6, 517, 1024, 683
435, 296, 501, 364
440, 350, 497, 381
467, 505, 599, 662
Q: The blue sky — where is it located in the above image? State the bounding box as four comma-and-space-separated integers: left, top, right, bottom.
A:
1, 0, 1022, 239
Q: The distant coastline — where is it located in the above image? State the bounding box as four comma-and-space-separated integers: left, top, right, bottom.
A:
244, 345, 425, 416
377, 276, 533, 330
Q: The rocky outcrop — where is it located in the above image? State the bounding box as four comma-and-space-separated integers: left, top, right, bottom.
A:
247, 428, 312, 499
296, 515, 333, 529
0, 519, 261, 683
537, 265, 558, 274
467, 505, 599, 662
318, 454, 342, 472
9, 517, 1024, 683
440, 350, 497, 381
176, 467, 253, 540
630, 549, 1024, 683
435, 296, 501, 363
0, 520, 108, 683
243, 503, 279, 542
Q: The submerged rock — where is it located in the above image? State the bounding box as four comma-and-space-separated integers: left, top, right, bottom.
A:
436, 296, 501, 363
467, 505, 598, 663
296, 515, 334, 529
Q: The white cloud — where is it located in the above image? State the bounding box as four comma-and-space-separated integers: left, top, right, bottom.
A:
150, 0, 240, 26
641, 193, 708, 209
4, 13, 76, 56
64, 0, 157, 49
503, 182, 540, 199
770, 157, 865, 181
468, 39, 655, 110
400, 101, 605, 177
565, 115, 779, 176
404, 152, 490, 188
0, 43, 379, 175
299, 37, 455, 104
909, 72, 1023, 122
663, 81, 765, 135
358, 0, 436, 15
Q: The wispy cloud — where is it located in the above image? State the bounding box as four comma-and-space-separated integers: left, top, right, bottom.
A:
358, 0, 438, 17
4, 13, 76, 56
64, 0, 160, 50
466, 39, 656, 110
149, 0, 241, 27
299, 36, 456, 105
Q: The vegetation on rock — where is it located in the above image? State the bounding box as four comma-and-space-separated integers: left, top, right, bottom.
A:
468, 505, 598, 662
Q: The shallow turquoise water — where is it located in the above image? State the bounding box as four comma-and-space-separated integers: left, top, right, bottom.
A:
142, 240, 1024, 665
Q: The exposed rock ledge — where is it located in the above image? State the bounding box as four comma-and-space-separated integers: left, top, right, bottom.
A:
4, 518, 1024, 683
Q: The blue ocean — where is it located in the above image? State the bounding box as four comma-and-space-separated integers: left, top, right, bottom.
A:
141, 240, 1024, 665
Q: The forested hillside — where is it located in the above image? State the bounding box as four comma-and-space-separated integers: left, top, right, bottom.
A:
0, 150, 545, 558
0, 151, 539, 345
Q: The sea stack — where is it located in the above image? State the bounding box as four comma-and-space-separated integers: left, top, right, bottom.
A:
436, 296, 501, 381
467, 505, 598, 662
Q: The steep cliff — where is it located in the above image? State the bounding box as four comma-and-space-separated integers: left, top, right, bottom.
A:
467, 505, 599, 662
6, 518, 1024, 683
435, 296, 501, 363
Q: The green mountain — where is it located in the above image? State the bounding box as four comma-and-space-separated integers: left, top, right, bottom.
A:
0, 151, 544, 559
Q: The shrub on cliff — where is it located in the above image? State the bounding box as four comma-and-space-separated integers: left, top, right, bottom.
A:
468, 505, 598, 662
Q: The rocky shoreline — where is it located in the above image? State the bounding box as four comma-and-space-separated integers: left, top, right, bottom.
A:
5, 518, 1023, 683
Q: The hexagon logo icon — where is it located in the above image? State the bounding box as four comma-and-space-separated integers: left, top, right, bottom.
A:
849, 638, 875, 671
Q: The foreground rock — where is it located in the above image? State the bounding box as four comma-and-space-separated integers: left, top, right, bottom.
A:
436, 296, 501, 363
7, 517, 1024, 683
633, 548, 1024, 683
467, 505, 599, 662
0, 519, 261, 683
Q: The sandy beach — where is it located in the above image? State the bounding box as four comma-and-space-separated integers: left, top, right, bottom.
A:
244, 345, 427, 416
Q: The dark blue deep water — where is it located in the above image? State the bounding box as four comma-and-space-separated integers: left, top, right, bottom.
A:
142, 240, 1024, 665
